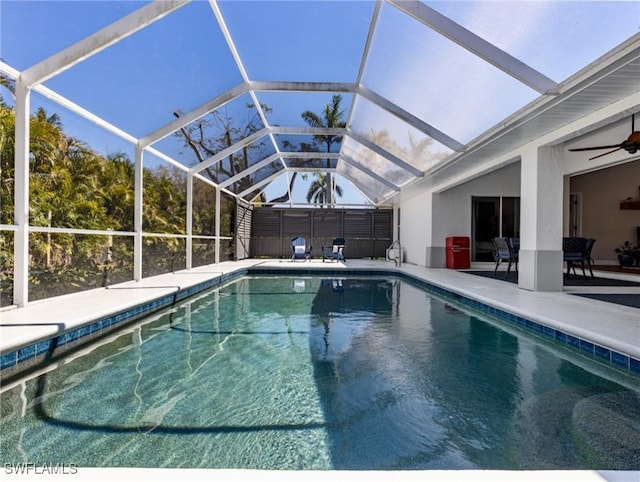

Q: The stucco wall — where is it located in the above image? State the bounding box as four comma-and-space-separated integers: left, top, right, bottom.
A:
400, 161, 521, 266
569, 159, 640, 263
400, 191, 431, 266
436, 162, 521, 239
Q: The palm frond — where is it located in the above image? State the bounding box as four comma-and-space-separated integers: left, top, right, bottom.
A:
301, 111, 324, 128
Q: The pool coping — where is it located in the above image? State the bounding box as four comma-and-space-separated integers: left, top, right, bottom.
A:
1, 262, 639, 380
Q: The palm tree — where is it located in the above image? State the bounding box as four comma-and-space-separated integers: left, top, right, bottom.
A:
0, 73, 15, 102
301, 94, 346, 206
306, 173, 343, 205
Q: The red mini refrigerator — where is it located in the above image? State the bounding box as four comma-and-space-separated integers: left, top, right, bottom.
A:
445, 236, 470, 269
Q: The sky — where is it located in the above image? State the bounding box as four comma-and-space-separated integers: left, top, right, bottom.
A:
1, 0, 639, 206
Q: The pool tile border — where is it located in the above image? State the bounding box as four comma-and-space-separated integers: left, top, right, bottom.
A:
1, 267, 638, 379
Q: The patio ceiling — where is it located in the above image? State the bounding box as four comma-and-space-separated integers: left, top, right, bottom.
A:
1, 0, 639, 206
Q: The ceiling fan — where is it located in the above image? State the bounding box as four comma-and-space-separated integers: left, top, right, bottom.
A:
568, 113, 640, 160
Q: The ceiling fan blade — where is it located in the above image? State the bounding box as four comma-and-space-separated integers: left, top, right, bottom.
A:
569, 144, 622, 152
588, 147, 622, 160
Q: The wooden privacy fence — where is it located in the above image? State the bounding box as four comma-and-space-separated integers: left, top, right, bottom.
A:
246, 207, 393, 259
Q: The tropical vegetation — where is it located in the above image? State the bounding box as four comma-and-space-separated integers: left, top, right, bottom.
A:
0, 89, 234, 306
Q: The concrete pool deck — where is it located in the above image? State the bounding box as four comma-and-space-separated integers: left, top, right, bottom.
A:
2, 258, 639, 365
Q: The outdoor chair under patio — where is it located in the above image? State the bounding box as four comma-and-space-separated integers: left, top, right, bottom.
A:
291, 236, 312, 262
493, 237, 518, 277
583, 238, 596, 277
563, 237, 596, 277
322, 238, 346, 263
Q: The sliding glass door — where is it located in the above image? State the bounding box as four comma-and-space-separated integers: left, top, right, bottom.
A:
471, 197, 520, 262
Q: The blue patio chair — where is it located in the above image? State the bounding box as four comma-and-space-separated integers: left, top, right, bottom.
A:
322, 238, 346, 262
291, 236, 312, 261
493, 237, 517, 277
508, 237, 520, 265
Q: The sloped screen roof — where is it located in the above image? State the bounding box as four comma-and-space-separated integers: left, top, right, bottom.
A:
1, 0, 638, 206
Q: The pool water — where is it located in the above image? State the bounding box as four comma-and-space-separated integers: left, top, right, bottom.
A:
1, 276, 638, 469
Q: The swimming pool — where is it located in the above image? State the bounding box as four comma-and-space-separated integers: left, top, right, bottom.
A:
1, 275, 638, 469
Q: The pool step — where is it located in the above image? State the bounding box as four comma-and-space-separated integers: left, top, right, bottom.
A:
571, 391, 640, 469
510, 388, 587, 469
510, 388, 640, 469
